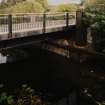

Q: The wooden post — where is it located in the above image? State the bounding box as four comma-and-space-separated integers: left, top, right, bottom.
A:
43, 12, 46, 33
76, 9, 84, 45
66, 12, 69, 28
8, 14, 12, 39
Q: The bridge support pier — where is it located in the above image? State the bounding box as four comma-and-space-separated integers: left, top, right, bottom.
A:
76, 9, 87, 46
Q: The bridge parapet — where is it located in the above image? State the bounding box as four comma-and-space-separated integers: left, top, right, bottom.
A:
0, 12, 76, 40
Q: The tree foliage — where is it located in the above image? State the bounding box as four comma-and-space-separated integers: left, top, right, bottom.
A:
11, 1, 44, 13
0, 0, 47, 13
35, 0, 48, 9
55, 4, 77, 12
0, 0, 26, 8
83, 0, 105, 52
83, 0, 97, 6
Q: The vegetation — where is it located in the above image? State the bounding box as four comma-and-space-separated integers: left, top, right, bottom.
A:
0, 0, 47, 13
0, 84, 50, 105
83, 0, 105, 52
0, 0, 79, 13
10, 1, 44, 13
49, 4, 78, 12
35, 0, 48, 10
0, 0, 26, 8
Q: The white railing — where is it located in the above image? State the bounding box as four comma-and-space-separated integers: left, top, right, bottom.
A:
0, 12, 76, 37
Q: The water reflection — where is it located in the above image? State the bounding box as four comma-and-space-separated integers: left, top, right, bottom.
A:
0, 53, 7, 64
0, 49, 28, 64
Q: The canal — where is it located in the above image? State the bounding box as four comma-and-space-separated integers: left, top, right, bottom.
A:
0, 45, 105, 105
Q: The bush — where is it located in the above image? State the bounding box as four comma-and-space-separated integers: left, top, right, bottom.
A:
55, 4, 77, 12
0, 0, 45, 14
83, 0, 105, 52
10, 1, 44, 13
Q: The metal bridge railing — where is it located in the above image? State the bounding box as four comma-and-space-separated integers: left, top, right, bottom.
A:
12, 14, 43, 32
0, 15, 9, 33
0, 12, 76, 38
46, 13, 66, 27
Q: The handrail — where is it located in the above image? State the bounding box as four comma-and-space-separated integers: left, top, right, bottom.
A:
0, 12, 76, 16
0, 12, 76, 39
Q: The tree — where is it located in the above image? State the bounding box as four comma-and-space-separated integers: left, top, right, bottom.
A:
55, 4, 77, 12
0, 0, 26, 8
26, 0, 48, 10
35, 0, 48, 9
0, 0, 45, 13
83, 0, 105, 52
10, 1, 44, 13
81, 0, 85, 6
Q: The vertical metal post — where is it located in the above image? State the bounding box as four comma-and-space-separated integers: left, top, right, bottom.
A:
43, 12, 46, 33
8, 14, 12, 39
76, 9, 83, 45
66, 12, 69, 28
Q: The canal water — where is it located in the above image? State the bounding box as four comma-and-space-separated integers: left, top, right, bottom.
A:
0, 46, 105, 105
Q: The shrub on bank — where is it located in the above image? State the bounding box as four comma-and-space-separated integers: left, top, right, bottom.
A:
0, 0, 44, 14
55, 4, 77, 12
10, 1, 44, 13
0, 84, 44, 105
83, 0, 105, 52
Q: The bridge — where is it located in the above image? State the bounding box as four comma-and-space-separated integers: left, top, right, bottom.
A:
0, 12, 76, 39
0, 10, 98, 58
0, 12, 80, 50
